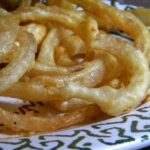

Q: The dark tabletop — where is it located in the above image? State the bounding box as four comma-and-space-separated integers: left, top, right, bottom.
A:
118, 0, 150, 8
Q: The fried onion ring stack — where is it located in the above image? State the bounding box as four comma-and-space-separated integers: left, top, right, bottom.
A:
0, 0, 150, 133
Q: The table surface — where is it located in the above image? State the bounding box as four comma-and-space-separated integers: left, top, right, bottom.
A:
118, 0, 150, 8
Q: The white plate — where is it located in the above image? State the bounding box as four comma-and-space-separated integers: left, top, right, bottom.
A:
0, 1, 150, 150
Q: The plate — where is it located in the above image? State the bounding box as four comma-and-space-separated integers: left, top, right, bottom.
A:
0, 1, 150, 150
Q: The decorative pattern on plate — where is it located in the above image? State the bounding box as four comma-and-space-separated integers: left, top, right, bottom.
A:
0, 1, 149, 150
0, 101, 150, 150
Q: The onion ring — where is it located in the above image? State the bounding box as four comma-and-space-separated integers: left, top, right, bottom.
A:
0, 103, 101, 132
59, 33, 150, 116
0, 30, 36, 93
68, 0, 150, 62
23, 23, 47, 45
0, 15, 19, 60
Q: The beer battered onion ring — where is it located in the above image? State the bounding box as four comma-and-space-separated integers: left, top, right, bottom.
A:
0, 103, 101, 132
13, 3, 100, 51
59, 33, 150, 116
0, 16, 19, 60
3, 53, 121, 102
2, 59, 104, 101
32, 27, 83, 76
0, 29, 36, 93
68, 0, 150, 62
